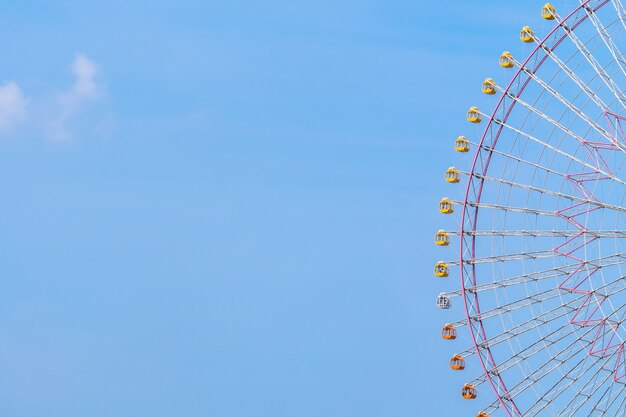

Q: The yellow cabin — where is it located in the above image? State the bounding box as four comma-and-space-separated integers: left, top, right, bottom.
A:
499, 51, 514, 68
454, 136, 470, 152
445, 167, 461, 183
435, 230, 450, 246
442, 323, 456, 339
462, 383, 477, 399
520, 26, 535, 43
466, 106, 481, 123
450, 354, 465, 370
542, 3, 556, 20
436, 293, 451, 309
482, 78, 496, 95
434, 261, 449, 277
477, 413, 490, 417
438, 198, 453, 214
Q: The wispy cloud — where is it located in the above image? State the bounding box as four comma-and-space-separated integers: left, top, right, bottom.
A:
71, 54, 99, 99
0, 53, 108, 141
0, 82, 28, 134
48, 54, 103, 140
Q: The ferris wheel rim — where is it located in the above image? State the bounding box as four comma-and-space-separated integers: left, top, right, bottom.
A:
458, 2, 612, 416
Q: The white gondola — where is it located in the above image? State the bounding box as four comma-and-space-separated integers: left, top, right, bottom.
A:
436, 293, 451, 309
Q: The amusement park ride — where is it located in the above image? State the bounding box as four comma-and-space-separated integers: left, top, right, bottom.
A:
434, 2, 626, 416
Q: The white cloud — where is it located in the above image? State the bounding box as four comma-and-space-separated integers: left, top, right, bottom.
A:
0, 82, 28, 134
49, 53, 103, 140
0, 53, 108, 141
70, 54, 99, 100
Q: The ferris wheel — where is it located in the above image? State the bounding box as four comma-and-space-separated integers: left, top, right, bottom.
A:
434, 1, 626, 416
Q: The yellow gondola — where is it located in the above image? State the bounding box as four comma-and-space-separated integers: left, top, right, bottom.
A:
520, 26, 534, 43
482, 78, 497, 95
434, 261, 449, 277
435, 230, 450, 246
499, 51, 514, 68
438, 198, 454, 214
454, 136, 470, 152
445, 167, 461, 183
466, 106, 482, 123
542, 3, 556, 20
477, 413, 490, 417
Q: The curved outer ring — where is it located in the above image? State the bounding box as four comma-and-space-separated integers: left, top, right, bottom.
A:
459, 1, 609, 415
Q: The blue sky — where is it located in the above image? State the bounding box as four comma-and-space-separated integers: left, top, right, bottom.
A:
0, 1, 573, 416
